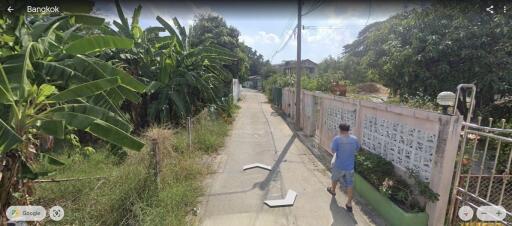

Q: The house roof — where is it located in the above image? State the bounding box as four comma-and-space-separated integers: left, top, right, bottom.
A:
273, 59, 317, 67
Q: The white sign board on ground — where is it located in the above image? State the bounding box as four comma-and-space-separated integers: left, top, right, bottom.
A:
264, 190, 297, 207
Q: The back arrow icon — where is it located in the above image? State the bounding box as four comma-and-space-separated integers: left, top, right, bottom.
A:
7, 6, 13, 12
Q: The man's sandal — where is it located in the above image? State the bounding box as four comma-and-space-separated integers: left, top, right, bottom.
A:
326, 187, 336, 196
345, 204, 353, 213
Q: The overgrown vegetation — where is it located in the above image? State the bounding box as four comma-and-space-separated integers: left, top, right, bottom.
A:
0, 1, 243, 221
34, 113, 231, 225
355, 150, 439, 212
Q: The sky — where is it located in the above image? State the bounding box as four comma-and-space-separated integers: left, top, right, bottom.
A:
92, 0, 426, 64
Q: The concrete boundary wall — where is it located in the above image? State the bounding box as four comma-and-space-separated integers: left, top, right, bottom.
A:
233, 79, 241, 102
281, 88, 462, 226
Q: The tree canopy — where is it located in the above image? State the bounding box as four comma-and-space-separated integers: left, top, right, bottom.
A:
189, 13, 249, 82
341, 1, 511, 107
240, 43, 274, 79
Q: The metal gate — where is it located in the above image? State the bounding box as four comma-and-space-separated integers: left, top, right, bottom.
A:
447, 84, 512, 225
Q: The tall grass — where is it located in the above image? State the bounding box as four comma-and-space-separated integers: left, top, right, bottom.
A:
33, 115, 231, 225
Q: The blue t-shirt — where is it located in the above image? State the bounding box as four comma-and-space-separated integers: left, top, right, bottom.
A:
331, 135, 360, 171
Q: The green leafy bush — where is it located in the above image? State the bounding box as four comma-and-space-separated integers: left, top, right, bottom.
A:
479, 99, 512, 122
355, 150, 394, 186
263, 73, 293, 100
355, 150, 439, 212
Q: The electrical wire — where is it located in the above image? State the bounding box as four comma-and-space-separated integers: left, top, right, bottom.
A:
302, 0, 325, 16
270, 0, 327, 62
363, 0, 372, 26
268, 8, 298, 63
270, 25, 297, 62
302, 25, 344, 30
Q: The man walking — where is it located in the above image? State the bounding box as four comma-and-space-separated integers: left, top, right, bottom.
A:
326, 123, 360, 213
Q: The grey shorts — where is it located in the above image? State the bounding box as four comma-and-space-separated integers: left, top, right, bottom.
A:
331, 169, 354, 187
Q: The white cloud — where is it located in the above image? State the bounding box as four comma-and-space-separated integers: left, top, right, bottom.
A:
240, 31, 281, 45
259, 31, 280, 44
301, 28, 354, 48
239, 35, 255, 45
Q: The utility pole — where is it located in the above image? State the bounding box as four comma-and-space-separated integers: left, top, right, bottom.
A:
295, 0, 302, 129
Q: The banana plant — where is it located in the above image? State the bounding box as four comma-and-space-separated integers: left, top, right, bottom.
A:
0, 60, 144, 212
148, 15, 237, 122
0, 13, 146, 216
107, 1, 236, 125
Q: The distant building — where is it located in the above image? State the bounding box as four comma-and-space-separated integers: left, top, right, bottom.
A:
273, 59, 317, 75
243, 75, 263, 90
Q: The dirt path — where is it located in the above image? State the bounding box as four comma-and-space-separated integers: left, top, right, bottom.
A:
198, 90, 381, 226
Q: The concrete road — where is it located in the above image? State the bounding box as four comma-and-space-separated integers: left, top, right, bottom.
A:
198, 90, 380, 226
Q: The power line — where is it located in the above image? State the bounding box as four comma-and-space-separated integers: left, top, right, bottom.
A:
271, 25, 297, 62
278, 13, 296, 40
270, 0, 325, 62
302, 25, 344, 30
269, 8, 298, 63
302, 0, 325, 16
364, 0, 372, 26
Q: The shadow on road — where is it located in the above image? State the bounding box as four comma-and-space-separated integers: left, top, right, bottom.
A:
206, 134, 297, 197
330, 197, 357, 226
258, 134, 296, 191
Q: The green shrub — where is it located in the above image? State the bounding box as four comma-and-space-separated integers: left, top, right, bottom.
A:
263, 73, 293, 99
478, 99, 512, 122
355, 150, 394, 186
355, 150, 438, 212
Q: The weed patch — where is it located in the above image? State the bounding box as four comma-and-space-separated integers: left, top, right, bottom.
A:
34, 116, 231, 225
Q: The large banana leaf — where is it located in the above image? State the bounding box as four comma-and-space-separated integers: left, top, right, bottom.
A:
39, 153, 65, 166
64, 35, 134, 54
0, 65, 14, 104
114, 0, 131, 38
98, 25, 119, 37
0, 118, 23, 153
156, 16, 184, 51
0, 85, 13, 104
2, 43, 39, 99
90, 58, 146, 92
72, 56, 144, 104
205, 64, 233, 81
38, 119, 65, 139
31, 16, 68, 41
51, 112, 144, 151
172, 17, 187, 48
48, 77, 120, 102
117, 85, 142, 103
72, 14, 105, 26
32, 61, 89, 86
72, 56, 145, 92
113, 21, 131, 38
31, 14, 105, 41
60, 25, 81, 43
47, 104, 132, 132
64, 56, 108, 80
49, 57, 140, 109
87, 92, 128, 121
130, 5, 143, 39
104, 88, 125, 106
170, 90, 188, 117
